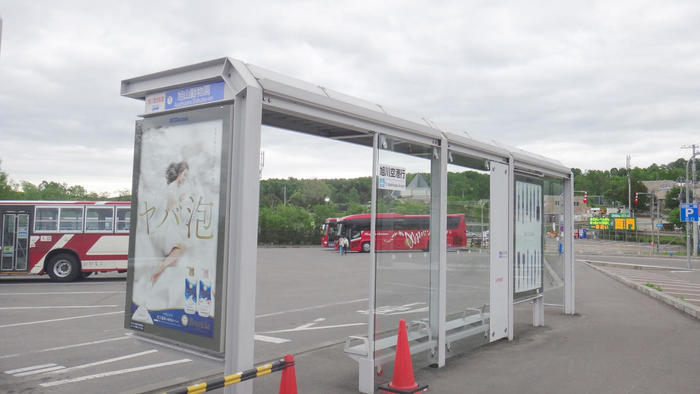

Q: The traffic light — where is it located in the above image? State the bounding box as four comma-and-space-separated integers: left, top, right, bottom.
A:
634, 192, 639, 204
583, 190, 588, 204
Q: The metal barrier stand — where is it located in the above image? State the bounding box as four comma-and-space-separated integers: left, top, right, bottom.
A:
166, 357, 292, 394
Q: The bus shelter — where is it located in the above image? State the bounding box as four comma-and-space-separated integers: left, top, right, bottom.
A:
121, 58, 575, 394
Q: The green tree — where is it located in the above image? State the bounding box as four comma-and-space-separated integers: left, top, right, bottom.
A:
290, 180, 333, 208
0, 169, 16, 199
258, 204, 315, 244
665, 186, 682, 209
667, 207, 682, 228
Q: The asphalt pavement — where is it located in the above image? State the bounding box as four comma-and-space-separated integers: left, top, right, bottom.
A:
252, 260, 700, 394
2, 245, 699, 393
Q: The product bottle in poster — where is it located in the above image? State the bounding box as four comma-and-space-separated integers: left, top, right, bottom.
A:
197, 268, 211, 317
184, 266, 197, 315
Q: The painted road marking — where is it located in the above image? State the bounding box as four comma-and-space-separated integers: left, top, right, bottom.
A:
0, 311, 123, 329
358, 302, 428, 315
48, 350, 158, 375
0, 305, 119, 310
263, 319, 366, 334
256, 298, 368, 318
0, 335, 130, 360
0, 291, 125, 296
254, 335, 291, 344
14, 365, 66, 377
5, 363, 59, 374
39, 358, 192, 388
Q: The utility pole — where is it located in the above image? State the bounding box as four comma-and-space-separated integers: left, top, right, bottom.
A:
682, 144, 698, 258
627, 155, 632, 215
694, 146, 697, 257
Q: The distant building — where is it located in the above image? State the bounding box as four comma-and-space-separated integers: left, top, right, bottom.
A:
397, 173, 431, 202
641, 180, 679, 207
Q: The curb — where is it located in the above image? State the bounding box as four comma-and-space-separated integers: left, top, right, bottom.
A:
585, 261, 700, 320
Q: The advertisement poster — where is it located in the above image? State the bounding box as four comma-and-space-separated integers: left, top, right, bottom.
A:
129, 117, 222, 339
514, 179, 543, 295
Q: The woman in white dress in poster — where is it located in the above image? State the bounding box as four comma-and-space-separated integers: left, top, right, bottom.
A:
132, 161, 192, 323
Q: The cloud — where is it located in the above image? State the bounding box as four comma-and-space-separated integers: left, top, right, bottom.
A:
2, 1, 700, 193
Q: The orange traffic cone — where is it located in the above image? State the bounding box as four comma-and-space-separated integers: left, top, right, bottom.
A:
278, 354, 298, 394
377, 319, 428, 393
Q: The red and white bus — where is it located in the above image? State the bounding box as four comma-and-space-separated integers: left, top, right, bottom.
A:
0, 201, 131, 281
320, 217, 338, 247
335, 213, 467, 253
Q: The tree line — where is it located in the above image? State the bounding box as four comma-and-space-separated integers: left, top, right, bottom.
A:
572, 158, 698, 228
2, 157, 695, 243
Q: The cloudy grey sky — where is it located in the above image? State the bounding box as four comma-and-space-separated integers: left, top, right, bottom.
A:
1, 1, 700, 194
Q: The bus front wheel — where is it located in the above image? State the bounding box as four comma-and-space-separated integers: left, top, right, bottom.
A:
362, 242, 371, 253
47, 253, 81, 282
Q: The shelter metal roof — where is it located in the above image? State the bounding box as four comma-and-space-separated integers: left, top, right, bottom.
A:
121, 57, 571, 179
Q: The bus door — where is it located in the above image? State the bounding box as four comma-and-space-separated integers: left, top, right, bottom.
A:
1, 208, 30, 272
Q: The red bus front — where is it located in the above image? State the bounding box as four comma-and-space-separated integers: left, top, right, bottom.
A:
320, 217, 338, 247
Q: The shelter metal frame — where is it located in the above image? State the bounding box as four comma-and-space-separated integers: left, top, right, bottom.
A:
121, 57, 575, 394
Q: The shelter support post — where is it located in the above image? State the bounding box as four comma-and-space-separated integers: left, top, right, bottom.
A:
429, 141, 448, 368
356, 133, 380, 394
224, 85, 262, 394
489, 161, 510, 342
563, 174, 575, 315
507, 156, 515, 340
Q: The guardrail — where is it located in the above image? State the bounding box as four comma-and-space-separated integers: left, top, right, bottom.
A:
166, 355, 295, 394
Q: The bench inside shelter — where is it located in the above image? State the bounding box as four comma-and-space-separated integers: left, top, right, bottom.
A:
344, 305, 489, 384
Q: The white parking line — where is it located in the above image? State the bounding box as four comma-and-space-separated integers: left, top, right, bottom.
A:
254, 335, 291, 344
0, 335, 130, 360
48, 350, 158, 375
0, 305, 119, 310
256, 298, 368, 318
39, 358, 192, 388
5, 363, 58, 374
0, 311, 123, 329
15, 365, 66, 377
0, 291, 125, 296
264, 322, 366, 334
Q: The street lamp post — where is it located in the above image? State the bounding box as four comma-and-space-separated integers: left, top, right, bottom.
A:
637, 191, 656, 255
685, 156, 698, 269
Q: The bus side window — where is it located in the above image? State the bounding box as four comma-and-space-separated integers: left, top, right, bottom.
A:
116, 207, 131, 232
86, 207, 115, 232
59, 207, 84, 232
35, 207, 59, 232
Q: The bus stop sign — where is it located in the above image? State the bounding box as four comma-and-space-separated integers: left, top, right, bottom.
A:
680, 203, 699, 222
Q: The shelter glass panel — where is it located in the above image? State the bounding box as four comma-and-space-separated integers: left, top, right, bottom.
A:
543, 177, 565, 306
374, 134, 435, 377
254, 125, 373, 364
445, 153, 491, 356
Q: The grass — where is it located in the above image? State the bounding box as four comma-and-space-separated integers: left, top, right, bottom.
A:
644, 282, 663, 292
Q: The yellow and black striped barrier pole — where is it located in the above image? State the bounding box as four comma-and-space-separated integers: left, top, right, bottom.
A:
166, 355, 294, 394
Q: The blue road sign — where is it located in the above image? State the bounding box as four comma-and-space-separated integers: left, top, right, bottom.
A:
656, 222, 664, 228
680, 203, 699, 222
